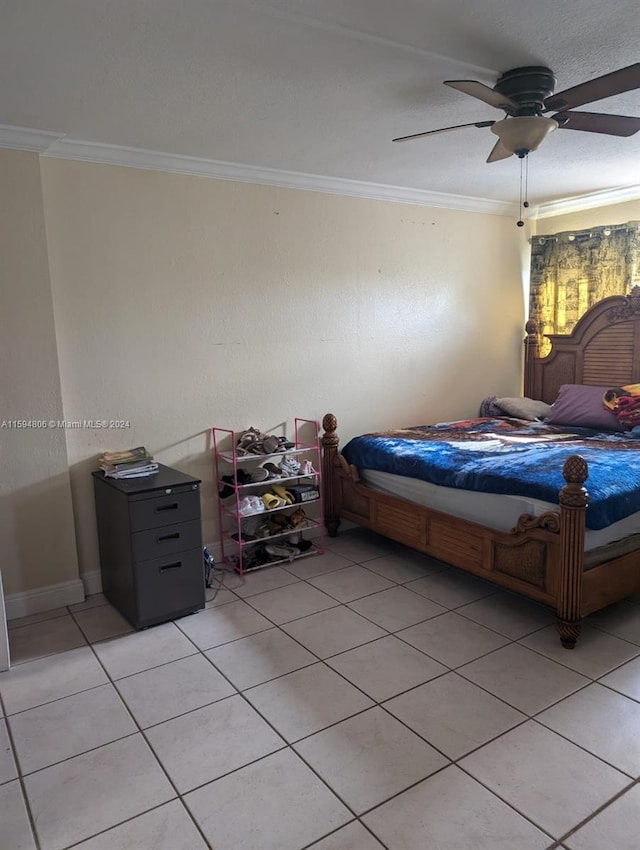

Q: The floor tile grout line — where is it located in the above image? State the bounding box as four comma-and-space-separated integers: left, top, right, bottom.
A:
3, 603, 615, 772
552, 775, 640, 848
118, 597, 382, 844
6, 548, 640, 847
160, 582, 464, 825
175, 549, 640, 843
452, 759, 571, 845
65, 615, 216, 850
515, 635, 640, 681
453, 664, 596, 722
597, 678, 640, 705
7, 580, 579, 733
11, 610, 294, 844
3, 626, 576, 848
7, 607, 73, 632
300, 817, 392, 850
0, 694, 43, 850
528, 715, 639, 780
10, 724, 142, 781
376, 687, 530, 764
56, 799, 211, 850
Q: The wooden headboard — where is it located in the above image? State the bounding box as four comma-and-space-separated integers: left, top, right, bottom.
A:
524, 286, 640, 404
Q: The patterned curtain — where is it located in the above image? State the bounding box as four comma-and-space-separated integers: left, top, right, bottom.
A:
529, 221, 640, 354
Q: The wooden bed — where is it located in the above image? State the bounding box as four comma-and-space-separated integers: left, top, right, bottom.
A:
321, 287, 640, 649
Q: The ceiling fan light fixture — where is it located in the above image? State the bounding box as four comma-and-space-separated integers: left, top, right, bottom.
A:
490, 116, 558, 155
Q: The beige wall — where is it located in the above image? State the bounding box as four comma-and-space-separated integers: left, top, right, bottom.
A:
0, 151, 79, 596
37, 158, 526, 578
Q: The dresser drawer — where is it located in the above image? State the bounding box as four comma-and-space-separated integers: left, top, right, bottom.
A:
133, 548, 205, 625
129, 489, 200, 532
131, 518, 202, 563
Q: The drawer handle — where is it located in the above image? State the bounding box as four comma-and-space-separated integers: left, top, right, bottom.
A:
159, 561, 182, 572
157, 532, 181, 543
155, 503, 178, 513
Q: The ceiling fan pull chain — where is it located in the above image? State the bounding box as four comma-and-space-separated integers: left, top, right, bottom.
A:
517, 155, 525, 227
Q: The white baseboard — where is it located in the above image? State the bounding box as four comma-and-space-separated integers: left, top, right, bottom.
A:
80, 569, 103, 597
5, 529, 335, 621
5, 578, 86, 621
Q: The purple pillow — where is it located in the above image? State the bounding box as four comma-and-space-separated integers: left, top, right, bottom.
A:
546, 384, 623, 432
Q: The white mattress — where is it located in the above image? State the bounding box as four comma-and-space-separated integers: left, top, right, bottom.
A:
360, 468, 640, 553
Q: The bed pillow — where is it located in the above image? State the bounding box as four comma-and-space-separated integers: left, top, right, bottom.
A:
495, 396, 552, 421
546, 384, 623, 432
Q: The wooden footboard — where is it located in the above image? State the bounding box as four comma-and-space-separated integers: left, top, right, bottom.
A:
321, 413, 591, 649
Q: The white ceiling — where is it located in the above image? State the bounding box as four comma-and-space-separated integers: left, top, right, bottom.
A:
1, 0, 640, 210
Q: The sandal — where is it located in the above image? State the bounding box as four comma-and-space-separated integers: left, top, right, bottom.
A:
272, 484, 294, 504
289, 508, 307, 528
267, 514, 289, 534
236, 427, 261, 455
262, 492, 287, 510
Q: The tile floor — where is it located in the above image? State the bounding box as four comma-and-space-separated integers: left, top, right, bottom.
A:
3, 529, 640, 849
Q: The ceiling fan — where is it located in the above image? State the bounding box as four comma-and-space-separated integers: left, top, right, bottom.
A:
393, 64, 640, 162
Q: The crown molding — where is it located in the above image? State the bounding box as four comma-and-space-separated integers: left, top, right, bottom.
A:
42, 137, 517, 215
534, 184, 640, 219
7, 123, 638, 218
0, 123, 65, 152
0, 124, 515, 215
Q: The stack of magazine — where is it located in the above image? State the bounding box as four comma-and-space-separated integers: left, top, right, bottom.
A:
98, 446, 159, 479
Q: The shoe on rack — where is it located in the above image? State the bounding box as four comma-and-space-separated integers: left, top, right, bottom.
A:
238, 495, 265, 516
300, 460, 316, 476
262, 492, 288, 510
218, 475, 236, 499
236, 427, 261, 456
271, 484, 294, 504
279, 456, 301, 477
265, 543, 299, 562
289, 507, 309, 528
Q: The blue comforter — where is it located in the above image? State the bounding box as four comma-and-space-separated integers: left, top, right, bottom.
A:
341, 417, 640, 530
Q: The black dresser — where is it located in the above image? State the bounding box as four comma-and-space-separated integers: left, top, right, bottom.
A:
92, 464, 205, 629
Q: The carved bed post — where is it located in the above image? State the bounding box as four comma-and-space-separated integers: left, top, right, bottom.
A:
321, 413, 341, 537
523, 318, 540, 399
557, 455, 589, 649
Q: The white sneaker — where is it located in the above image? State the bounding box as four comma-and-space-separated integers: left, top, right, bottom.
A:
238, 495, 265, 516
279, 456, 301, 476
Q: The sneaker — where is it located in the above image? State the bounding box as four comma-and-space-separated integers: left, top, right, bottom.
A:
279, 456, 301, 477
300, 460, 316, 476
238, 495, 265, 516
265, 543, 298, 562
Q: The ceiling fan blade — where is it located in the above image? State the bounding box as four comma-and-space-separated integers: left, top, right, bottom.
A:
444, 80, 518, 113
545, 63, 640, 111
392, 120, 494, 142
486, 139, 513, 163
554, 111, 640, 136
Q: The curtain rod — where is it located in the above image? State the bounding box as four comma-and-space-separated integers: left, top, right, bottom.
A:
529, 220, 640, 244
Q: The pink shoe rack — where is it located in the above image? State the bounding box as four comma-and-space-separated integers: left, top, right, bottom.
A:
212, 418, 325, 575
